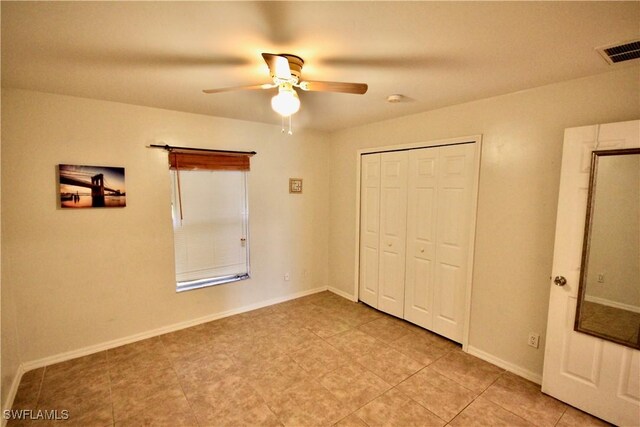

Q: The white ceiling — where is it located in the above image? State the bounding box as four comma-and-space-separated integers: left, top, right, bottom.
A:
2, 1, 638, 132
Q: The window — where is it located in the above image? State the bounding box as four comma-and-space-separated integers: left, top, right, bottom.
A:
166, 147, 254, 292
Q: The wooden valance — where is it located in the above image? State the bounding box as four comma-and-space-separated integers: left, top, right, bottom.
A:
150, 145, 256, 220
150, 145, 256, 171
169, 151, 253, 171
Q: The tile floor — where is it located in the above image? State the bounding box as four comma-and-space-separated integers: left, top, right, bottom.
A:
9, 291, 611, 427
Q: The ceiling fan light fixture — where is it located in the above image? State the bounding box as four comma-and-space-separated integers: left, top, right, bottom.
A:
203, 53, 368, 127
271, 86, 300, 117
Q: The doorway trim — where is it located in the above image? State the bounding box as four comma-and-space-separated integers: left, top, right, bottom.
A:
353, 134, 483, 350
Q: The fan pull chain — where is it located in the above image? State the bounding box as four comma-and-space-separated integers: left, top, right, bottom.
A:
279, 115, 294, 135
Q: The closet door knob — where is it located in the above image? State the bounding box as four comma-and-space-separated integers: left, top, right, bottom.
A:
420, 248, 425, 253
387, 242, 392, 247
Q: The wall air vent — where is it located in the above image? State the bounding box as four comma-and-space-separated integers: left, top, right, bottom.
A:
597, 40, 640, 65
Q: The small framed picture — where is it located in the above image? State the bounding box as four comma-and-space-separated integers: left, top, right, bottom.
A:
289, 178, 303, 194
59, 164, 126, 208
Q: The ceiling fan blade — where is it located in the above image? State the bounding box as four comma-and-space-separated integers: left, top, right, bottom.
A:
262, 53, 292, 80
202, 83, 275, 94
299, 80, 368, 95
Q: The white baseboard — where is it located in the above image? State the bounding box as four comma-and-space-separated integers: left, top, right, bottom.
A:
2, 363, 25, 427
466, 345, 542, 385
584, 295, 640, 314
327, 286, 357, 302
20, 285, 328, 373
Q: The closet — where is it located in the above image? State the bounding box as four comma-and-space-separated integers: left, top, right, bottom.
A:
358, 142, 478, 343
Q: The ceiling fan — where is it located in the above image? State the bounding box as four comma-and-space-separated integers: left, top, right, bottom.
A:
203, 53, 368, 119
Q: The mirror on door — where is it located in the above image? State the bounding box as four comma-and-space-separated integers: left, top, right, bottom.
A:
575, 148, 640, 349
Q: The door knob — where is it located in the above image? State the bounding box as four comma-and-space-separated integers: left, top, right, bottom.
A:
420, 248, 425, 253
553, 276, 567, 287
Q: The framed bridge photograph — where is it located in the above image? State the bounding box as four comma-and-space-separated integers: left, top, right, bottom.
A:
58, 164, 126, 208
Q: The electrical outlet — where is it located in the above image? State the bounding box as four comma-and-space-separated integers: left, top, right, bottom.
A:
597, 273, 605, 283
528, 333, 540, 349
284, 273, 290, 281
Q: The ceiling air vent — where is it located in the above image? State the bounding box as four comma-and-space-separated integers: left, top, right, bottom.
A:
597, 40, 640, 65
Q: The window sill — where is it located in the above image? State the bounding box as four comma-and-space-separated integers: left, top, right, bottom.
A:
176, 273, 250, 292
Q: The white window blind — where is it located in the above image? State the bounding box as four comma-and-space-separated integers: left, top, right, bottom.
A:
170, 169, 249, 291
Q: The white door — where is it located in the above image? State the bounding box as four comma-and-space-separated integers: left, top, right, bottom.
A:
404, 147, 439, 329
433, 144, 476, 342
359, 154, 381, 308
404, 143, 477, 342
542, 120, 640, 426
378, 151, 408, 317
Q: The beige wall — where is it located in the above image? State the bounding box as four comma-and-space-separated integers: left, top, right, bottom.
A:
1, 89, 330, 365
1, 90, 23, 407
1, 271, 20, 409
327, 66, 640, 378
0, 1, 19, 405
